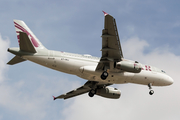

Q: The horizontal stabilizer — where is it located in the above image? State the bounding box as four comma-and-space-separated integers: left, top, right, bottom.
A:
19, 32, 37, 53
7, 55, 26, 65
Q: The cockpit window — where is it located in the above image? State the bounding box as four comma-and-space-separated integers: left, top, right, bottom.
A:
161, 70, 166, 73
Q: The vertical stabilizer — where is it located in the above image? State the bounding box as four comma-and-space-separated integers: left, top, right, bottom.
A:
14, 20, 46, 50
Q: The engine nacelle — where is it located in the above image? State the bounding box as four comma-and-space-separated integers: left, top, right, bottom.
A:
96, 86, 121, 99
116, 61, 142, 73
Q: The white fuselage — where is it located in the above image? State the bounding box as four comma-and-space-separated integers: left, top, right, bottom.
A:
22, 49, 173, 87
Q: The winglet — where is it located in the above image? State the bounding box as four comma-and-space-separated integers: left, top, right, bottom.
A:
53, 96, 57, 100
102, 11, 108, 16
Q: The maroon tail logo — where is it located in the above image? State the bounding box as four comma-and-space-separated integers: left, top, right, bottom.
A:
14, 22, 39, 47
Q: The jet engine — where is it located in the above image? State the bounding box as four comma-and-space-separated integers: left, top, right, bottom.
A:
96, 86, 121, 99
116, 61, 142, 73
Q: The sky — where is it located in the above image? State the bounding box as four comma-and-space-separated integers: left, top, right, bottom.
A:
0, 0, 180, 120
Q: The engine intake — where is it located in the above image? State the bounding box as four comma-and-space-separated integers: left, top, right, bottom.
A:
96, 86, 121, 99
116, 61, 142, 73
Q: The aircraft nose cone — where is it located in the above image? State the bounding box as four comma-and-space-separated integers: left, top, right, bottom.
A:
167, 76, 174, 85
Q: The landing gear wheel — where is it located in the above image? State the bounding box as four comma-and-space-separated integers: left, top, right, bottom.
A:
149, 90, 154, 95
101, 71, 109, 80
148, 83, 154, 95
88, 89, 96, 97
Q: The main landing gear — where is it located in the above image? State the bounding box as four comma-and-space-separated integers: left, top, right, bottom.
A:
88, 89, 96, 97
101, 71, 109, 80
148, 83, 154, 95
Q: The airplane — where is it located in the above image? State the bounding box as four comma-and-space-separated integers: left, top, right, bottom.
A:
7, 11, 173, 100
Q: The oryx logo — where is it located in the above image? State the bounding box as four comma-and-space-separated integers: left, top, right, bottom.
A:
14, 22, 39, 47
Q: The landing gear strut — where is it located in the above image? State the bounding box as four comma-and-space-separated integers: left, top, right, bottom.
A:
148, 83, 154, 95
101, 71, 109, 80
88, 89, 96, 97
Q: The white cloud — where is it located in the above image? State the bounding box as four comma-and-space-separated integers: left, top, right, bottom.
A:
0, 72, 82, 120
0, 34, 84, 120
0, 35, 9, 83
122, 37, 149, 60
60, 37, 180, 120
1, 35, 179, 120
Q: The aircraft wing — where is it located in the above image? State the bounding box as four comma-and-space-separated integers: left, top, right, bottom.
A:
53, 81, 94, 100
53, 85, 91, 100
53, 81, 111, 100
96, 11, 123, 70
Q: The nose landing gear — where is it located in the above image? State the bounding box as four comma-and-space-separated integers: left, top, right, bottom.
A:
149, 90, 154, 95
148, 83, 154, 95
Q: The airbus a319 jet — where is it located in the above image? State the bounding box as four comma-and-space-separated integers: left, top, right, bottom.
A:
7, 11, 173, 100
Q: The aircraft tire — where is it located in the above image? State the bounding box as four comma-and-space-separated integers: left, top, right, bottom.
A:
88, 89, 96, 97
101, 71, 108, 80
149, 90, 154, 95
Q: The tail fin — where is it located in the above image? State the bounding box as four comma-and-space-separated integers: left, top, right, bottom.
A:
14, 20, 46, 50
7, 20, 48, 65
